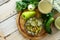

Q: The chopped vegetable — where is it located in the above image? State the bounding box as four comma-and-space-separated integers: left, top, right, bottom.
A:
22, 11, 36, 20
28, 4, 35, 11
25, 18, 42, 35
16, 1, 27, 11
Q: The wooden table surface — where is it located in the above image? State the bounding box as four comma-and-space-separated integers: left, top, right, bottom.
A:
0, 0, 60, 40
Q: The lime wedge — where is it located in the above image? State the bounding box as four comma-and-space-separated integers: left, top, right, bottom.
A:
55, 16, 60, 30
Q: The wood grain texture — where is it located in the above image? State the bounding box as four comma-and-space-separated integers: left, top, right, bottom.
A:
0, 0, 16, 22
0, 32, 6, 40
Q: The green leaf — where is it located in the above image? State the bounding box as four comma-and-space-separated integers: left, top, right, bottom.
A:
16, 1, 27, 11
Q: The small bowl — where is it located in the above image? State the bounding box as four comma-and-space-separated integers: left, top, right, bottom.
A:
38, 0, 52, 14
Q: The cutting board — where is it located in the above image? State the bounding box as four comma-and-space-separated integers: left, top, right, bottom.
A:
16, 7, 60, 40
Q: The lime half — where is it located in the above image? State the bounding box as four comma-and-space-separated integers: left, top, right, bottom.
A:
55, 16, 60, 30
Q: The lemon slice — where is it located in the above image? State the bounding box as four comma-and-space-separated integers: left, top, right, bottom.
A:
38, 0, 52, 14
55, 16, 60, 30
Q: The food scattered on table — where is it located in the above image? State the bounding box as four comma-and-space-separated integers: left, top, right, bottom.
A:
16, 0, 60, 38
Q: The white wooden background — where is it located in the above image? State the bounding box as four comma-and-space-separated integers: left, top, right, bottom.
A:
0, 0, 60, 40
